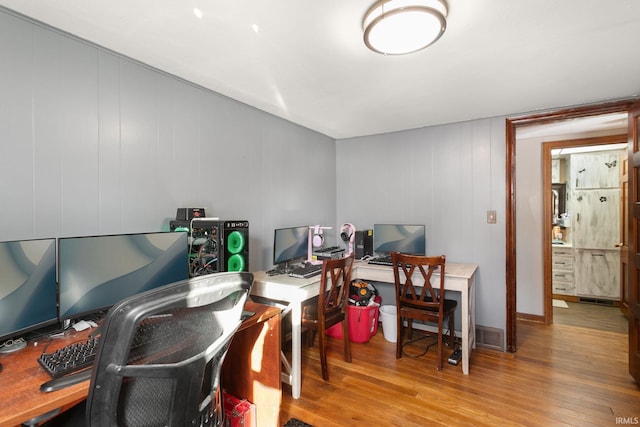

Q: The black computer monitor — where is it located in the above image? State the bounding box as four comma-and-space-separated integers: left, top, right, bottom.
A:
0, 238, 58, 353
373, 224, 426, 256
57, 231, 189, 322
273, 226, 309, 271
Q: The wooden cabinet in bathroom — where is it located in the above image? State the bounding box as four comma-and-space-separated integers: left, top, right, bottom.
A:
552, 246, 575, 296
567, 150, 622, 302
570, 152, 620, 189
574, 248, 620, 300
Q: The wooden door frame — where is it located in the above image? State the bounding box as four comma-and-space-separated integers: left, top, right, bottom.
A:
505, 99, 638, 352
628, 103, 640, 383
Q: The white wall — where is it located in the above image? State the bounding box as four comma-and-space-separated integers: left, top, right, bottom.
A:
515, 138, 545, 315
0, 9, 337, 272
336, 118, 507, 333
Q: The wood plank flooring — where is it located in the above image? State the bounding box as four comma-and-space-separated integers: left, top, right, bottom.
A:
553, 301, 628, 334
279, 321, 640, 426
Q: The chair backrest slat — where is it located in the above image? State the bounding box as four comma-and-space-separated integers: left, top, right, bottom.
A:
392, 252, 446, 312
318, 254, 354, 321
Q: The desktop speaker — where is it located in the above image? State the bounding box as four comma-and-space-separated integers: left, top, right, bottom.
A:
176, 207, 206, 221
355, 229, 373, 259
220, 220, 249, 272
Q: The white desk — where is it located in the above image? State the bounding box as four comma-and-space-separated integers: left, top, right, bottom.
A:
251, 261, 478, 399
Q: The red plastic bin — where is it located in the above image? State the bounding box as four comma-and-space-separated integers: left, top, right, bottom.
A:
326, 304, 379, 343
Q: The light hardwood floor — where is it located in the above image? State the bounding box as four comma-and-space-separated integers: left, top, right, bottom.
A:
553, 301, 628, 334
279, 321, 639, 426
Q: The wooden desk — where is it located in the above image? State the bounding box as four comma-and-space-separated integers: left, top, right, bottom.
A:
252, 261, 478, 399
0, 301, 280, 427
222, 302, 281, 427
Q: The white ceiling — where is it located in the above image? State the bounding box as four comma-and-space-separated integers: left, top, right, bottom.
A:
1, 0, 639, 139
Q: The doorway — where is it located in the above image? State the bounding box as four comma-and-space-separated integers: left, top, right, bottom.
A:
543, 136, 628, 334
504, 99, 637, 352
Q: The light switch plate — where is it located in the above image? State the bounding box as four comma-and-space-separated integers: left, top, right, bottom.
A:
487, 210, 497, 224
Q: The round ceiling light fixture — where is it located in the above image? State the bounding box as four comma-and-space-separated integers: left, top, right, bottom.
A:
363, 0, 448, 55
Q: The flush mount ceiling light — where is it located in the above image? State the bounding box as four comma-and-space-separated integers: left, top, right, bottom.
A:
363, 0, 448, 55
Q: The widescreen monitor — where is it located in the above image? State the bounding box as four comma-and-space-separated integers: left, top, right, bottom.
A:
0, 238, 57, 353
58, 231, 189, 321
373, 224, 426, 256
273, 226, 309, 270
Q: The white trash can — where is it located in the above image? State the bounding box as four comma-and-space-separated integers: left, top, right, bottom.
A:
379, 305, 397, 343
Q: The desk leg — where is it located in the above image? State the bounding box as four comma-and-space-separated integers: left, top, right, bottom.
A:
461, 277, 475, 375
290, 300, 302, 399
461, 282, 470, 375
469, 275, 476, 353
274, 300, 302, 399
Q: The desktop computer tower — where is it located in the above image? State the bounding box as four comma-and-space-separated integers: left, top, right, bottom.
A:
220, 220, 249, 273
170, 219, 249, 276
355, 229, 373, 259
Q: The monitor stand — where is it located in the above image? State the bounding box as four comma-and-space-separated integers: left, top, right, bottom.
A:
282, 261, 294, 273
0, 338, 27, 354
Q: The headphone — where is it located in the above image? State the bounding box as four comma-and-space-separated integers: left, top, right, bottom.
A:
312, 225, 324, 248
340, 223, 355, 242
340, 223, 356, 256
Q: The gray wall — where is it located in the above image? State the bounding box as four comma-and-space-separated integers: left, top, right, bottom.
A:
0, 7, 550, 342
0, 9, 337, 272
336, 119, 507, 333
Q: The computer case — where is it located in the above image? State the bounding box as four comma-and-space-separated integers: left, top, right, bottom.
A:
355, 229, 373, 259
170, 219, 249, 276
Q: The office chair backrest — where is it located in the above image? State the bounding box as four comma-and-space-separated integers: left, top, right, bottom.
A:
85, 272, 253, 427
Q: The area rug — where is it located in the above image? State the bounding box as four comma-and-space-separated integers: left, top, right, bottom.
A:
284, 418, 314, 427
552, 299, 569, 308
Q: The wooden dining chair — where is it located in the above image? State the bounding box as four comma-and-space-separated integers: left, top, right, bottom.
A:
391, 252, 457, 371
302, 253, 354, 381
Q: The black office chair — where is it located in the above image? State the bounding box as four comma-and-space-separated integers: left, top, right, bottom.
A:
39, 272, 252, 427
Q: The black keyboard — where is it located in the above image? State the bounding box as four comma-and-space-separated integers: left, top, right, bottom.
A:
367, 255, 440, 271
38, 336, 100, 378
313, 246, 340, 253
38, 317, 187, 379
367, 255, 394, 266
289, 263, 323, 279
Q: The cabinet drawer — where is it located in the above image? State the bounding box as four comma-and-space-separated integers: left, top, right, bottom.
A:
552, 271, 574, 284
553, 284, 576, 295
552, 258, 573, 270
552, 247, 573, 257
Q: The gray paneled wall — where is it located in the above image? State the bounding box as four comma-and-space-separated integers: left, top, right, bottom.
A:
1, 6, 508, 338
336, 118, 507, 335
0, 8, 336, 271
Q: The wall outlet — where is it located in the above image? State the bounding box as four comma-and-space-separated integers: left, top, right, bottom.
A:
487, 210, 497, 224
